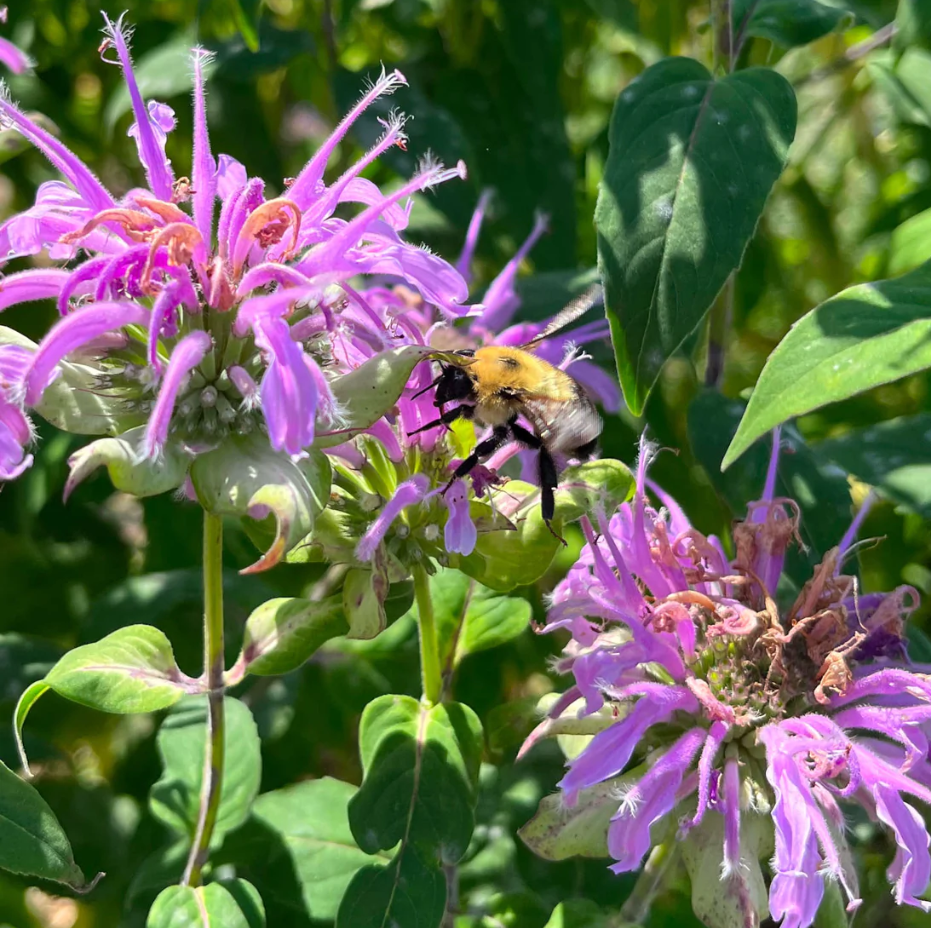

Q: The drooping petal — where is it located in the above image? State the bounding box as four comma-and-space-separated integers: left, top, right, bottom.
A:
0, 268, 70, 312
24, 302, 149, 405
142, 331, 213, 458
874, 784, 931, 911
253, 315, 318, 456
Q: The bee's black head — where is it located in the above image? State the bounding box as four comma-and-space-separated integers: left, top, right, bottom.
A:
434, 362, 475, 406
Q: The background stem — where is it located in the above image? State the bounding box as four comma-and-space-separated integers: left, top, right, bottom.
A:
413, 564, 442, 705
182, 511, 226, 887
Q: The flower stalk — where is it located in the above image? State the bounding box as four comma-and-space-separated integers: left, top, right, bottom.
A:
182, 510, 226, 887
413, 563, 442, 705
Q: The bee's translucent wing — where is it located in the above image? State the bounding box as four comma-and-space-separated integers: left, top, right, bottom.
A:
518, 385, 602, 457
520, 283, 603, 351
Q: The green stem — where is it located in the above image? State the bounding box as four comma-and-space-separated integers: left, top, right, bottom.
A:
413, 564, 442, 705
182, 511, 226, 887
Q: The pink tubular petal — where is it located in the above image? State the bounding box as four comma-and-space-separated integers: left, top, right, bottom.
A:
722, 752, 741, 876
456, 189, 492, 284
874, 784, 931, 910
102, 13, 174, 200
0, 35, 30, 74
444, 479, 476, 555
142, 330, 213, 458
233, 286, 319, 337
475, 211, 548, 332
288, 67, 408, 210
0, 268, 69, 312
237, 263, 315, 296
191, 48, 217, 245
356, 473, 429, 562
253, 315, 317, 455
147, 284, 184, 374
0, 402, 33, 479
684, 719, 728, 830
24, 301, 149, 405
0, 96, 112, 213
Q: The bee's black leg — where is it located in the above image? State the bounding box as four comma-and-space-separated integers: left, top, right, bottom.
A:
443, 425, 510, 493
537, 446, 567, 546
407, 404, 473, 437
508, 424, 567, 546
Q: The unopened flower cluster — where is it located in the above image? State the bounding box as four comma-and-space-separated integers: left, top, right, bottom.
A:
522, 434, 931, 928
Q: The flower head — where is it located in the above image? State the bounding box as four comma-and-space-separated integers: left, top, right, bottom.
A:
0, 15, 470, 571
522, 433, 930, 928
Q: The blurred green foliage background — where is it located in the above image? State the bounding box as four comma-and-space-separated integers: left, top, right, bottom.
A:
3, 0, 931, 925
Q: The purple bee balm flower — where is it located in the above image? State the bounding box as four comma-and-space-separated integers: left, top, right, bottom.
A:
522, 435, 931, 928
0, 14, 472, 572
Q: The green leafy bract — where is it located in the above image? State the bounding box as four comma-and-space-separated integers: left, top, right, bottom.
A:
191, 434, 330, 574
236, 596, 348, 677
723, 261, 931, 469
595, 57, 796, 413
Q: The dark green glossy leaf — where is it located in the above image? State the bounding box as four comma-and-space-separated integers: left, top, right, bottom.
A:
723, 261, 931, 469
150, 696, 261, 843
146, 879, 265, 928
888, 207, 931, 275
596, 57, 796, 413
349, 694, 483, 861
816, 414, 931, 516
0, 761, 88, 889
335, 846, 446, 928
733, 0, 847, 50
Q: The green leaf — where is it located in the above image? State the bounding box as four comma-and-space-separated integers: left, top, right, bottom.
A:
65, 426, 190, 500
191, 434, 330, 574
408, 568, 532, 672
722, 261, 931, 469
460, 459, 634, 591
0, 760, 88, 889
816, 414, 931, 516
13, 681, 49, 775
150, 696, 261, 843
519, 776, 636, 860
595, 58, 796, 413
105, 30, 210, 131
349, 694, 483, 861
237, 778, 390, 922
342, 568, 388, 640
895, 0, 931, 53
682, 812, 770, 928
317, 346, 449, 448
236, 596, 348, 677
147, 880, 265, 928
733, 0, 847, 50
0, 327, 145, 435
866, 48, 931, 129
335, 846, 446, 928
888, 207, 931, 276
40, 625, 194, 715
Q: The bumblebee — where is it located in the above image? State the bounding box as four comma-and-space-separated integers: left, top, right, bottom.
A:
411, 285, 604, 542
